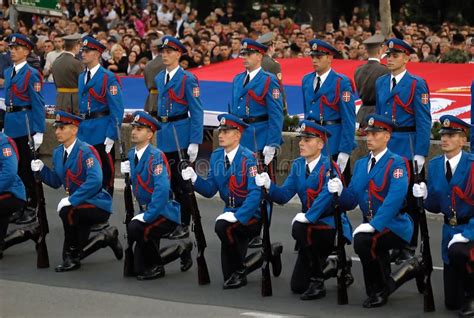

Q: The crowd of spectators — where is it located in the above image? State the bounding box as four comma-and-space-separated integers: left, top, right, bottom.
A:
0, 0, 473, 84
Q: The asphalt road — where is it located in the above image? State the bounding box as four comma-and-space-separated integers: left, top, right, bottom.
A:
0, 185, 454, 318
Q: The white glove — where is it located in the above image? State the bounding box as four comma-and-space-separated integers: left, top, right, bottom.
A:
448, 233, 469, 249
57, 197, 71, 213
132, 213, 145, 223
33, 132, 43, 151
413, 155, 425, 173
187, 143, 199, 163
262, 146, 276, 166
336, 152, 350, 173
216, 211, 238, 223
181, 166, 197, 183
412, 182, 428, 200
327, 177, 343, 196
255, 172, 271, 190
104, 137, 115, 153
31, 159, 44, 172
292, 212, 309, 225
121, 160, 130, 174
352, 223, 375, 237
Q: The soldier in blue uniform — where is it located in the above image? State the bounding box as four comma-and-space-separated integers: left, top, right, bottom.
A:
154, 36, 204, 240
181, 114, 282, 289
256, 120, 353, 300
3, 34, 45, 225
375, 38, 432, 262
413, 115, 474, 316
30, 111, 123, 272
328, 114, 413, 308
0, 131, 26, 259
120, 111, 192, 280
230, 38, 284, 248
302, 39, 356, 183
77, 36, 124, 197
471, 81, 473, 152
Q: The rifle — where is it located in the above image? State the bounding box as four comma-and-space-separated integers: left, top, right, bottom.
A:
409, 136, 435, 312
172, 126, 210, 285
253, 130, 272, 297
325, 134, 348, 305
25, 114, 49, 268
117, 123, 135, 277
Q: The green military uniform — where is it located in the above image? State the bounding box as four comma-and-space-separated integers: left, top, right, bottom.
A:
143, 39, 165, 115
441, 49, 470, 63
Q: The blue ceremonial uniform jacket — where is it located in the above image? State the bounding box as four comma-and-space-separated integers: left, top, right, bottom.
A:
155, 67, 203, 152
3, 64, 45, 138
77, 66, 124, 146
194, 145, 261, 224
0, 132, 26, 201
230, 69, 284, 151
471, 81, 473, 152
424, 152, 474, 263
40, 139, 112, 212
375, 72, 431, 159
339, 150, 413, 242
268, 155, 352, 241
302, 70, 356, 156
128, 144, 180, 224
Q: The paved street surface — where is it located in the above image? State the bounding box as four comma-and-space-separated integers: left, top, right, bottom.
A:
1, 185, 454, 317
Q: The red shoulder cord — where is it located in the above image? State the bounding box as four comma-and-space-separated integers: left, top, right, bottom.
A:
229, 157, 248, 198
392, 79, 417, 121
88, 74, 108, 105
161, 152, 172, 180
168, 75, 188, 105
7, 137, 20, 162
368, 159, 394, 202
246, 76, 271, 107
451, 162, 474, 210
11, 70, 32, 102
319, 77, 342, 118
136, 154, 154, 194
306, 164, 325, 210
66, 150, 84, 189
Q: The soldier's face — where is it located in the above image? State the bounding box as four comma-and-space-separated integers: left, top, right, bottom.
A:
81, 49, 100, 66
386, 52, 409, 74
298, 137, 324, 159
131, 126, 153, 145
161, 48, 181, 67
55, 125, 78, 145
218, 129, 240, 149
311, 54, 332, 74
440, 133, 466, 154
9, 46, 29, 63
366, 131, 390, 153
242, 52, 262, 71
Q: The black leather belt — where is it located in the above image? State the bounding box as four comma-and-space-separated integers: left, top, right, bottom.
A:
157, 113, 188, 123
444, 217, 470, 226
80, 110, 110, 120
5, 105, 32, 112
393, 126, 416, 133
242, 115, 269, 124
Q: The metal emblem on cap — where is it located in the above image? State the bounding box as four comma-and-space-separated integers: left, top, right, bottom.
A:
368, 117, 375, 126
443, 118, 450, 127
242, 42, 248, 48
163, 38, 169, 45
220, 117, 226, 125
83, 39, 88, 45
300, 123, 306, 131
389, 41, 394, 48
55, 114, 61, 121
11, 36, 16, 42
312, 43, 317, 50
134, 115, 140, 122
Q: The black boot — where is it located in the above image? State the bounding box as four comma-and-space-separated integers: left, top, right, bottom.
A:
15, 206, 37, 225
9, 209, 23, 224
393, 246, 416, 265
168, 225, 189, 240
388, 256, 423, 295
3, 223, 39, 250
223, 268, 247, 289
244, 250, 263, 275
136, 264, 165, 280
300, 277, 326, 300
459, 296, 474, 317
80, 226, 123, 260
271, 242, 283, 277
179, 240, 193, 272
363, 289, 388, 308
322, 254, 354, 287
0, 240, 4, 259
104, 227, 123, 260
248, 236, 263, 248
55, 247, 81, 272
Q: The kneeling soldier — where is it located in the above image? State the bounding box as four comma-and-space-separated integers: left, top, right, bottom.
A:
121, 111, 192, 280
31, 111, 123, 272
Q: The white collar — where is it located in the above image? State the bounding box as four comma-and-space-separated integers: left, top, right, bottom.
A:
86, 63, 101, 82
368, 57, 381, 62
246, 67, 262, 82
165, 65, 180, 82
224, 145, 239, 165
135, 144, 149, 161
305, 154, 321, 173
445, 151, 462, 174
369, 148, 388, 170
391, 70, 407, 87
64, 139, 77, 155
14, 61, 27, 73
314, 68, 331, 87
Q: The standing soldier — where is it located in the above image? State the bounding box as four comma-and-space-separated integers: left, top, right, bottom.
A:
181, 114, 282, 289
3, 34, 45, 225
143, 38, 165, 115
30, 111, 123, 272
328, 114, 413, 308
471, 81, 473, 152
51, 33, 83, 114
121, 111, 192, 280
375, 38, 432, 263
302, 39, 356, 182
154, 36, 204, 239
256, 120, 353, 300
0, 131, 26, 259
413, 115, 474, 317
77, 36, 124, 197
354, 35, 389, 129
